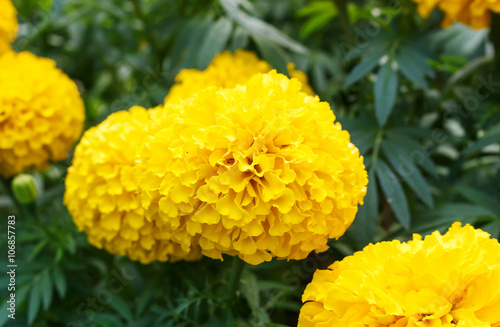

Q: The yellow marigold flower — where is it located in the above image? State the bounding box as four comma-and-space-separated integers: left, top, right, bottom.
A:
64, 106, 202, 264
137, 71, 368, 265
413, 0, 500, 29
0, 51, 84, 177
0, 0, 17, 55
299, 222, 500, 326
164, 49, 314, 104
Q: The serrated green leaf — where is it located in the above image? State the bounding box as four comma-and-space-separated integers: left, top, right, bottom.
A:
136, 287, 154, 317
400, 45, 435, 78
28, 282, 42, 325
299, 11, 336, 39
457, 186, 500, 215
221, 0, 306, 53
40, 271, 53, 310
386, 131, 438, 178
346, 170, 379, 248
480, 220, 500, 239
376, 160, 410, 229
344, 47, 386, 87
110, 296, 134, 322
253, 37, 289, 75
52, 266, 66, 298
229, 26, 249, 51
197, 17, 233, 68
396, 48, 428, 89
412, 203, 495, 232
374, 61, 398, 126
381, 140, 433, 207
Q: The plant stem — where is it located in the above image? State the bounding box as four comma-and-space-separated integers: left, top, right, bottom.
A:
227, 256, 246, 304
333, 0, 354, 45
369, 128, 384, 172
489, 13, 500, 68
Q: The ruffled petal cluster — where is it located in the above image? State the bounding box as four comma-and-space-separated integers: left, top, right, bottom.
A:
137, 70, 367, 265
64, 106, 202, 264
413, 0, 500, 29
0, 51, 84, 177
164, 49, 314, 104
0, 0, 17, 55
299, 222, 500, 326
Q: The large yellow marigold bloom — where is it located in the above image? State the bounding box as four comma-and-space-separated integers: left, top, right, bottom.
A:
137, 71, 368, 265
0, 0, 17, 54
413, 0, 500, 29
164, 49, 314, 104
299, 222, 500, 326
64, 106, 202, 264
0, 51, 84, 177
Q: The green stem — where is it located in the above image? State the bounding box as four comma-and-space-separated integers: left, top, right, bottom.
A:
333, 0, 354, 45
369, 129, 384, 172
227, 256, 245, 304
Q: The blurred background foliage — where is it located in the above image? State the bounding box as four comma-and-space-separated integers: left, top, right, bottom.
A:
1, 0, 500, 326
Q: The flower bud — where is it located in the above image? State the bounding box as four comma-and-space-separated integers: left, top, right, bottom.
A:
11, 174, 39, 204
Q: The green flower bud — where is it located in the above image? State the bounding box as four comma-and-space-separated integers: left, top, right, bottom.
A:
11, 174, 39, 204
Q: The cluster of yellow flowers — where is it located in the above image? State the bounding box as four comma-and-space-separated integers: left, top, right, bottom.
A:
299, 222, 500, 326
165, 50, 314, 104
137, 70, 368, 264
64, 107, 201, 263
65, 50, 368, 265
413, 0, 500, 29
0, 0, 17, 55
0, 0, 84, 178
0, 52, 85, 177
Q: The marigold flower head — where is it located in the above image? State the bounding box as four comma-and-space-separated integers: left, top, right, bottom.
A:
137, 71, 368, 265
413, 0, 500, 29
64, 107, 202, 264
0, 0, 17, 54
299, 222, 500, 326
164, 50, 314, 104
0, 51, 84, 177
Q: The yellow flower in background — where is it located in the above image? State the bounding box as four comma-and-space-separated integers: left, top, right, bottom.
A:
299, 223, 500, 326
65, 107, 202, 264
413, 0, 500, 29
137, 71, 368, 265
0, 51, 84, 177
0, 0, 17, 55
164, 49, 315, 104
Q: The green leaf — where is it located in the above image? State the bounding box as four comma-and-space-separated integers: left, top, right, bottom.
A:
52, 265, 66, 298
229, 26, 249, 51
136, 287, 154, 317
396, 47, 428, 89
374, 60, 398, 126
40, 270, 53, 310
344, 47, 386, 87
457, 186, 500, 215
299, 11, 336, 39
399, 45, 435, 78
110, 296, 134, 322
412, 203, 495, 232
253, 37, 289, 75
381, 140, 433, 207
28, 282, 42, 325
197, 17, 233, 68
221, 0, 306, 53
480, 220, 500, 239
386, 131, 439, 178
463, 132, 500, 155
346, 170, 378, 248
376, 160, 410, 229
